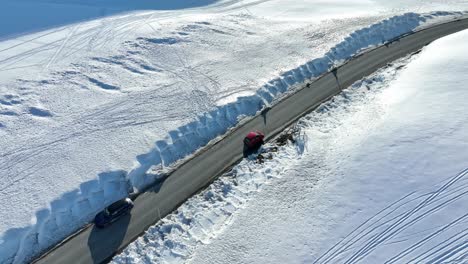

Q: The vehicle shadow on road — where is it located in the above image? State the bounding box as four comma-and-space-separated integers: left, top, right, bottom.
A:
87, 213, 132, 263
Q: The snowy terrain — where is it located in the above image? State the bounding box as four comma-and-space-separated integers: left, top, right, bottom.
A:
113, 29, 468, 263
0, 0, 467, 263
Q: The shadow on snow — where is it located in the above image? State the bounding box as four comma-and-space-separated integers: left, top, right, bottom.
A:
0, 0, 222, 40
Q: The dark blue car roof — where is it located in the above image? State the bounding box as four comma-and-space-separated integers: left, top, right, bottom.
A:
107, 198, 131, 213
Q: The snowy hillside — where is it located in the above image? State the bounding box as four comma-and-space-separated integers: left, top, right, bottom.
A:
0, 0, 467, 263
113, 28, 468, 263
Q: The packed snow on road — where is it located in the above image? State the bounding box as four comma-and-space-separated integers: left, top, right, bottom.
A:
113, 28, 468, 264
0, 0, 467, 263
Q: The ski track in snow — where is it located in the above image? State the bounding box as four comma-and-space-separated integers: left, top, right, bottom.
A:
0, 7, 467, 264
314, 168, 468, 264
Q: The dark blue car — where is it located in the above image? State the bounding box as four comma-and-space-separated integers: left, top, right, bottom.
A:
94, 197, 134, 228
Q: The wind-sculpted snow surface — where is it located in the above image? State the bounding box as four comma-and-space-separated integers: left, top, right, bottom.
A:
0, 11, 465, 264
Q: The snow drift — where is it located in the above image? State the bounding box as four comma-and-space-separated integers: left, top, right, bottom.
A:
0, 11, 465, 264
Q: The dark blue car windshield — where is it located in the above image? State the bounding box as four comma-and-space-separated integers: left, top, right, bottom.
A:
107, 199, 129, 214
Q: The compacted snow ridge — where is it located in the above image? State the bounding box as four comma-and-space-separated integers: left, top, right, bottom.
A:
111, 55, 415, 263
184, 30, 468, 264
0, 0, 467, 262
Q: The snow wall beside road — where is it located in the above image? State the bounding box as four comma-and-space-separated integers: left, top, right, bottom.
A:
3, 11, 464, 264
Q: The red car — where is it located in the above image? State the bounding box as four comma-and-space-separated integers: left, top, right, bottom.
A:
243, 131, 265, 149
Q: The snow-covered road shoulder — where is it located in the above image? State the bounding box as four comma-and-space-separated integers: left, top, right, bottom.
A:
1, 6, 467, 264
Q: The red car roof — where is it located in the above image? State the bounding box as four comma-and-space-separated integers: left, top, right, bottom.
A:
245, 131, 263, 140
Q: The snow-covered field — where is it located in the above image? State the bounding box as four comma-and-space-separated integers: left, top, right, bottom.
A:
113, 28, 468, 263
0, 0, 467, 263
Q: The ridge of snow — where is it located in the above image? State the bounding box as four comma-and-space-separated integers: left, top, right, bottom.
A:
0, 11, 465, 264
111, 53, 413, 264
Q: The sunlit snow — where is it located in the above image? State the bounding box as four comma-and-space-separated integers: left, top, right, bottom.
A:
0, 0, 467, 263
185, 29, 468, 264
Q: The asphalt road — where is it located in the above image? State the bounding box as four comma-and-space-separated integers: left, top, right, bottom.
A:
33, 17, 468, 264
